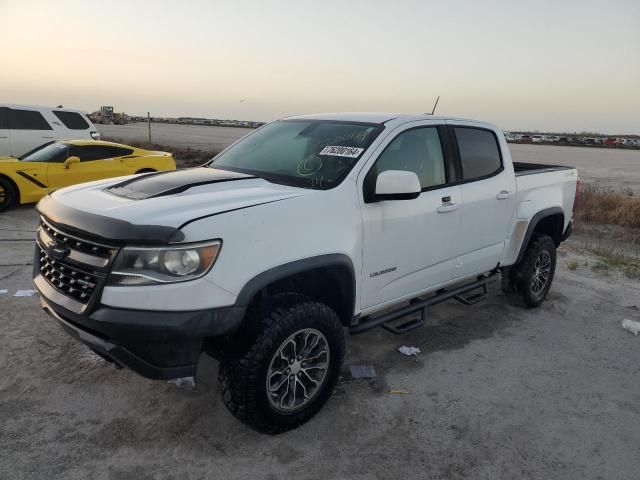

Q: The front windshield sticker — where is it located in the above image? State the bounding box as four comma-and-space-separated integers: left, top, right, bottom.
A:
319, 146, 364, 158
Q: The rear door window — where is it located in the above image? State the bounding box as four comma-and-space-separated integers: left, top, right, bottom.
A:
8, 108, 53, 130
53, 111, 90, 130
453, 127, 502, 180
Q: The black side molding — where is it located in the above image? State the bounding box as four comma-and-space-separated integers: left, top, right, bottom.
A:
16, 171, 48, 188
37, 194, 185, 244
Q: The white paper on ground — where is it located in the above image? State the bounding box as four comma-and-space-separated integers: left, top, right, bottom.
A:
0, 289, 8, 295
14, 290, 37, 297
167, 377, 196, 391
399, 346, 421, 356
622, 319, 640, 336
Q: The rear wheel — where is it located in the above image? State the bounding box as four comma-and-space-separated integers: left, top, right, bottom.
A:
219, 293, 345, 434
511, 234, 557, 308
0, 177, 18, 212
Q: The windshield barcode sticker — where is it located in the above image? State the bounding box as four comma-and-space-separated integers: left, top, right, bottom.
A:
319, 146, 364, 158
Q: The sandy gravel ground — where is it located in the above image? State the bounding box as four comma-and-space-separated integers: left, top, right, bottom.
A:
98, 123, 640, 194
1, 206, 639, 479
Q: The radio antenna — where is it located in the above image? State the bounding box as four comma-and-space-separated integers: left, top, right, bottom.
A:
431, 96, 440, 115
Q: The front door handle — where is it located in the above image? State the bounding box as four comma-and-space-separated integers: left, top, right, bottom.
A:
496, 190, 514, 200
437, 202, 458, 213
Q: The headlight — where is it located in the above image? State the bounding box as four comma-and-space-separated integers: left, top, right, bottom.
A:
108, 240, 221, 286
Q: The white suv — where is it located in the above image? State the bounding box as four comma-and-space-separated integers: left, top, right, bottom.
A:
0, 104, 100, 157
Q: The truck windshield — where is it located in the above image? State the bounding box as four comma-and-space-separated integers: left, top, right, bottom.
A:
209, 120, 383, 189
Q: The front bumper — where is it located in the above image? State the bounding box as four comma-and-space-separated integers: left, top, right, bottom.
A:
38, 283, 245, 380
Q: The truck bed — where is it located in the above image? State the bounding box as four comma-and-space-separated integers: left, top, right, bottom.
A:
513, 162, 574, 176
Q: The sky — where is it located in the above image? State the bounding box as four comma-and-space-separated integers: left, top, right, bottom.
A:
1, 0, 639, 133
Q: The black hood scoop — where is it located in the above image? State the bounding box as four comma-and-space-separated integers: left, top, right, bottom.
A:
106, 167, 256, 200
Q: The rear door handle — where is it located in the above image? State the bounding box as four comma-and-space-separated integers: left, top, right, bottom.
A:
437, 201, 458, 213
496, 190, 514, 200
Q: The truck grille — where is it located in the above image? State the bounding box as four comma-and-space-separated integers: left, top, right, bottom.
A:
38, 246, 99, 303
40, 221, 114, 259
36, 218, 119, 307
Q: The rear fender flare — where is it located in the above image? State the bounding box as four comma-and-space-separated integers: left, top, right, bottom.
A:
515, 207, 564, 264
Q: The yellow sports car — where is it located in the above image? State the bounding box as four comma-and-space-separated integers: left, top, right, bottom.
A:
0, 140, 176, 210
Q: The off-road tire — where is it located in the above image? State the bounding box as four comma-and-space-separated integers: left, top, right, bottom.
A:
511, 234, 557, 308
0, 177, 18, 212
219, 293, 345, 434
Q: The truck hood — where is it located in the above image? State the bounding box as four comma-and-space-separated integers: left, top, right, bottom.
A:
40, 168, 312, 242
0, 156, 19, 163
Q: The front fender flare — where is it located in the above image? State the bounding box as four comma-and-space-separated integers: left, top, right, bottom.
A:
234, 254, 356, 314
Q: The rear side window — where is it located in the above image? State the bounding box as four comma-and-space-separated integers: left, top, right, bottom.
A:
371, 127, 446, 189
8, 108, 53, 130
454, 127, 502, 180
72, 145, 133, 161
53, 110, 90, 130
0, 107, 7, 129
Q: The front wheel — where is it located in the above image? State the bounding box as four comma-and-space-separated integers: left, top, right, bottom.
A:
0, 177, 18, 212
512, 234, 557, 308
219, 293, 345, 434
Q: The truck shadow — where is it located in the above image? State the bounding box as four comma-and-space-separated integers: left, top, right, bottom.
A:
340, 286, 526, 392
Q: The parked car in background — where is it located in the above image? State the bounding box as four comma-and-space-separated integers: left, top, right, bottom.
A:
0, 140, 175, 210
0, 104, 100, 157
503, 131, 516, 142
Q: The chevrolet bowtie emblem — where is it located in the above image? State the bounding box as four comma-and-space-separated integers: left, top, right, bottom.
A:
48, 242, 70, 261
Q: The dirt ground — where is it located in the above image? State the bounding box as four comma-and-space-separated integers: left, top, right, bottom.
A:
1, 205, 639, 479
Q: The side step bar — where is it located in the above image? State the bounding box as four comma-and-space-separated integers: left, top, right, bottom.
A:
350, 274, 497, 335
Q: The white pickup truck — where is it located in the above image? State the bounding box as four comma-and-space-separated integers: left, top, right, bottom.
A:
33, 113, 579, 433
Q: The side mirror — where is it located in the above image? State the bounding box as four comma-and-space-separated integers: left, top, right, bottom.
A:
374, 170, 421, 201
64, 156, 80, 168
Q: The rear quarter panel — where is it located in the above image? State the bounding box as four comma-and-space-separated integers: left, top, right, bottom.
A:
125, 154, 176, 173
501, 168, 578, 265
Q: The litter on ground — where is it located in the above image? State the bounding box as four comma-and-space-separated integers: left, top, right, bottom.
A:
167, 376, 196, 391
388, 389, 410, 394
349, 365, 376, 378
14, 290, 37, 297
399, 346, 421, 356
0, 289, 8, 295
622, 319, 640, 336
